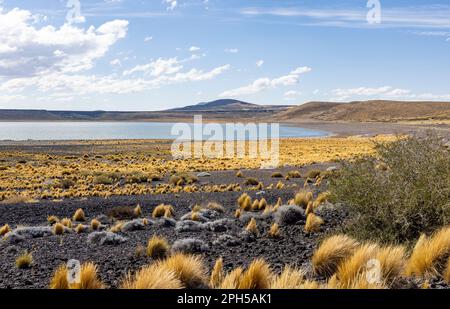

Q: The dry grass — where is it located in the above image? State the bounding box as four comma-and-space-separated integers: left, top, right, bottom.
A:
376, 245, 407, 284
270, 266, 305, 289
288, 170, 301, 178
312, 234, 360, 277
147, 235, 169, 259
335, 243, 379, 289
120, 264, 182, 289
0, 224, 11, 236
207, 202, 225, 213
72, 208, 86, 222
159, 253, 208, 288
219, 267, 244, 289
152, 204, 174, 218
134, 204, 142, 217
246, 218, 258, 235
90, 219, 101, 231
49, 264, 69, 289
444, 258, 450, 284
259, 198, 267, 210
65, 262, 105, 289
405, 226, 450, 278
209, 257, 224, 288
251, 199, 260, 211
236, 170, 244, 178
60, 218, 72, 228
238, 259, 273, 289
47, 215, 59, 225
304, 213, 324, 233
314, 191, 330, 207
16, 251, 33, 269
268, 223, 280, 238
75, 224, 86, 234
244, 177, 259, 186
234, 209, 241, 218
294, 190, 313, 208
53, 222, 65, 235
271, 172, 283, 178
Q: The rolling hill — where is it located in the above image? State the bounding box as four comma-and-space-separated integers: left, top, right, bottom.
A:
275, 100, 450, 122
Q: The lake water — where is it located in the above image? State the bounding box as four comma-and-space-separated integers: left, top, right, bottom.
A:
0, 122, 329, 141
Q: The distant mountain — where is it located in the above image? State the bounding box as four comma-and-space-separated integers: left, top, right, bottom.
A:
0, 99, 291, 121
171, 99, 290, 112
275, 100, 450, 122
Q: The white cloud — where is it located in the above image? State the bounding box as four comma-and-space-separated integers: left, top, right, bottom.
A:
331, 86, 411, 101
0, 8, 128, 77
284, 90, 300, 100
110, 59, 121, 66
219, 66, 311, 97
144, 36, 153, 42
123, 57, 183, 76
189, 46, 201, 52
256, 60, 264, 67
225, 48, 239, 53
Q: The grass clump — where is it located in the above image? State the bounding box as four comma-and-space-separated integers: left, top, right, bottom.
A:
49, 264, 69, 289
238, 259, 273, 289
53, 222, 65, 235
147, 235, 170, 259
16, 251, 33, 269
134, 204, 142, 217
330, 133, 450, 244
108, 206, 138, 220
405, 226, 450, 278
60, 218, 72, 228
270, 266, 305, 289
246, 218, 258, 235
90, 219, 101, 231
159, 253, 208, 288
294, 190, 313, 208
304, 213, 324, 233
268, 223, 280, 238
271, 172, 283, 178
73, 208, 85, 222
210, 257, 224, 288
47, 215, 59, 225
287, 170, 301, 178
244, 177, 259, 186
312, 234, 360, 277
152, 204, 174, 218
121, 264, 182, 289
0, 224, 11, 236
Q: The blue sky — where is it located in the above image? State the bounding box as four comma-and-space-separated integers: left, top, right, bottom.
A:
0, 0, 449, 111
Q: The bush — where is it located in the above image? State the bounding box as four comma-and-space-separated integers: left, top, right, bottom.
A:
330, 133, 450, 244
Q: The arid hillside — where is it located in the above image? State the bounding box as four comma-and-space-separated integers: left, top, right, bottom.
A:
275, 100, 450, 122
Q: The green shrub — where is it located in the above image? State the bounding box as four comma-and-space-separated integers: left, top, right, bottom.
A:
330, 133, 450, 244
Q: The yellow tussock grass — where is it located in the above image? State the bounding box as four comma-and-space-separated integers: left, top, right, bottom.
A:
312, 234, 360, 277
72, 208, 85, 222
236, 170, 244, 178
192, 205, 202, 212
90, 219, 101, 231
444, 258, 450, 284
376, 245, 407, 284
47, 215, 59, 225
238, 259, 273, 289
60, 218, 72, 228
335, 243, 379, 289
53, 222, 65, 235
75, 224, 85, 234
16, 251, 33, 269
147, 235, 169, 259
110, 222, 123, 233
49, 264, 69, 289
0, 224, 11, 236
158, 253, 208, 288
251, 199, 260, 211
153, 204, 174, 218
120, 264, 182, 289
294, 190, 313, 208
234, 208, 241, 218
246, 218, 258, 235
209, 257, 224, 288
405, 226, 450, 278
71, 262, 104, 289
304, 213, 324, 233
276, 181, 284, 189
258, 198, 267, 210
305, 202, 314, 216
314, 191, 330, 207
207, 202, 225, 213
219, 267, 243, 289
134, 204, 142, 217
270, 266, 304, 289
268, 223, 280, 238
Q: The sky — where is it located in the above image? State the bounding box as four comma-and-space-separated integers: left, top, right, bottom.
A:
0, 0, 449, 111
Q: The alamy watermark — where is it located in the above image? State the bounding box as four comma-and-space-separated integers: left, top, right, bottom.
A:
367, 0, 382, 24
66, 0, 85, 24
67, 259, 81, 285
170, 116, 280, 169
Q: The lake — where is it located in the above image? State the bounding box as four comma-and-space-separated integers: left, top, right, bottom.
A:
0, 122, 329, 141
